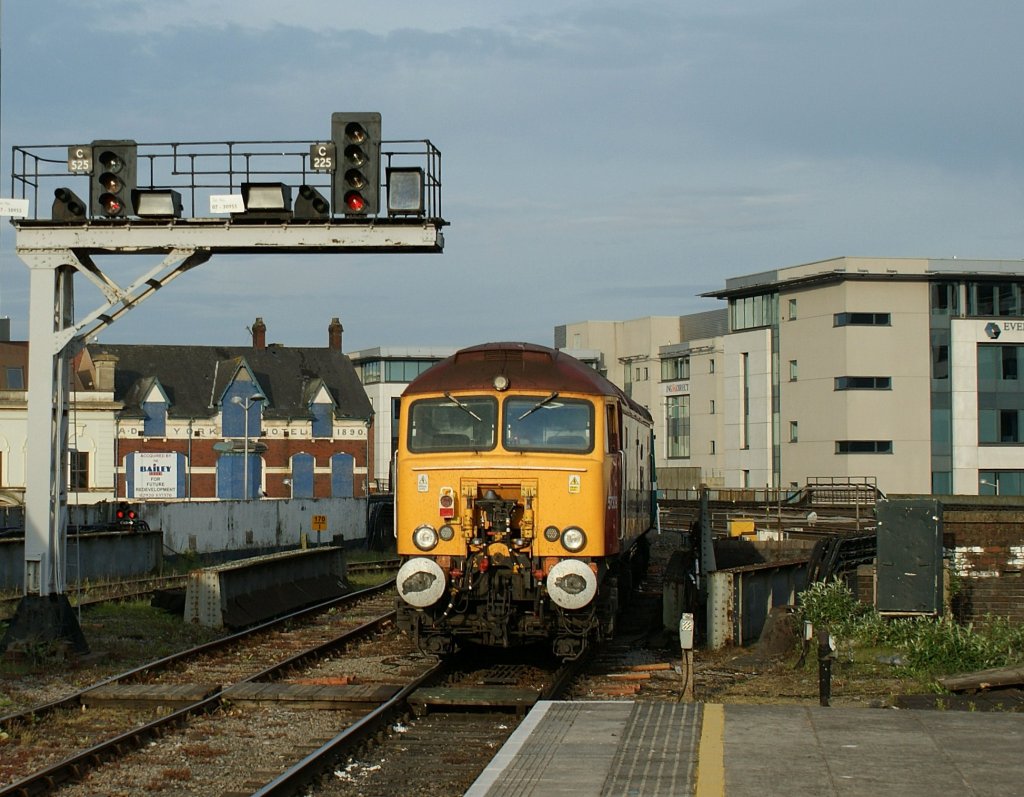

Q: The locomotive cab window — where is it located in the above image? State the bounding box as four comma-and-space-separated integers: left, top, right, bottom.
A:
504, 396, 594, 453
408, 396, 497, 451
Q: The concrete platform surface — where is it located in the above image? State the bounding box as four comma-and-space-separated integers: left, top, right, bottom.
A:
465, 700, 1024, 796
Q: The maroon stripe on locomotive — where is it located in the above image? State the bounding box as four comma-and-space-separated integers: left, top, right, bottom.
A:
403, 341, 652, 422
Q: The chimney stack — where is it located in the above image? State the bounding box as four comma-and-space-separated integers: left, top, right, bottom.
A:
328, 317, 343, 351
252, 317, 266, 350
93, 353, 118, 392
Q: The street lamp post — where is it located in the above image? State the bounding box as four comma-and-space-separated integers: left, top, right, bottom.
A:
980, 478, 1000, 496
232, 393, 266, 500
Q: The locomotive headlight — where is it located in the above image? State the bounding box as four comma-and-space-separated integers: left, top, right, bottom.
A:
561, 526, 586, 552
413, 524, 439, 551
543, 525, 560, 542
439, 524, 456, 541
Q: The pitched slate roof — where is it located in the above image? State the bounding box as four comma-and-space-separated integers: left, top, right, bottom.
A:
87, 343, 373, 422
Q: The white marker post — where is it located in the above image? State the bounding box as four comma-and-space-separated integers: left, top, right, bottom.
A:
679, 612, 695, 702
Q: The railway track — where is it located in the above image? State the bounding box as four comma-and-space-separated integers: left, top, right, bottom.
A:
0, 558, 399, 622
0, 574, 191, 621
266, 648, 593, 797
1, 551, 676, 796
0, 581, 417, 797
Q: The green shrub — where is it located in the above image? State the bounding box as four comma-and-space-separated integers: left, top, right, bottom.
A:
797, 580, 1024, 680
798, 580, 871, 640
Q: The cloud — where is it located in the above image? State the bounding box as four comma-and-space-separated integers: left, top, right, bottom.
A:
1, 0, 1023, 352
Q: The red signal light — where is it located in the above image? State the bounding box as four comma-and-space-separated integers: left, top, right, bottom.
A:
331, 113, 380, 215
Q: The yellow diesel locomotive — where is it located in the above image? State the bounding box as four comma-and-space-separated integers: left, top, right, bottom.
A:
394, 342, 655, 659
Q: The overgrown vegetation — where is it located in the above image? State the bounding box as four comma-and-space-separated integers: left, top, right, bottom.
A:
79, 600, 222, 663
798, 580, 1024, 682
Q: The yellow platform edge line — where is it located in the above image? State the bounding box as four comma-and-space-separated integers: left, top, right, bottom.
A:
695, 703, 725, 797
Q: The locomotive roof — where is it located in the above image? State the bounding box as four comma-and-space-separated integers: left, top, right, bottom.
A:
404, 342, 652, 421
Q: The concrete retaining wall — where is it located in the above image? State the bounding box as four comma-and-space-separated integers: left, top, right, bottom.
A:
141, 497, 368, 556
0, 497, 369, 591
184, 547, 348, 628
0, 531, 163, 591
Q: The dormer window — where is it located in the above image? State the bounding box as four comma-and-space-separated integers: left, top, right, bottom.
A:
224, 388, 265, 437
142, 382, 169, 437
310, 383, 335, 438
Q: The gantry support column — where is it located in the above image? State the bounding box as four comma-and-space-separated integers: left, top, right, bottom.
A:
0, 254, 88, 653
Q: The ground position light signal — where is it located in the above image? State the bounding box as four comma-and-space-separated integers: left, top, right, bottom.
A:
90, 140, 137, 218
331, 112, 380, 215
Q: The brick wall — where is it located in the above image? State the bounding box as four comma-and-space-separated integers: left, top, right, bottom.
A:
943, 509, 1024, 624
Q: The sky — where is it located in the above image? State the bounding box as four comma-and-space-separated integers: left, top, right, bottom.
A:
0, 0, 1022, 353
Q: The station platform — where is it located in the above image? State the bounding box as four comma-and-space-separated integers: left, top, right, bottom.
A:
465, 700, 1024, 796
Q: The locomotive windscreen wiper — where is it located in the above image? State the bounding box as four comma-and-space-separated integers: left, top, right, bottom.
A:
517, 391, 560, 420
444, 392, 482, 421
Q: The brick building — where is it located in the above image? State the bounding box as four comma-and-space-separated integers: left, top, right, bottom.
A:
73, 317, 373, 502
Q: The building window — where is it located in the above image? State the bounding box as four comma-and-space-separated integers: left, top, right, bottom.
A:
788, 298, 797, 320
789, 360, 798, 382
978, 470, 1024, 496
311, 402, 333, 437
709, 399, 716, 414
970, 282, 1021, 317
730, 292, 778, 331
290, 453, 315, 498
930, 282, 958, 316
69, 450, 89, 490
709, 440, 716, 454
979, 409, 1024, 444
932, 344, 949, 380
834, 376, 892, 390
835, 440, 893, 454
5, 367, 24, 390
740, 353, 749, 449
932, 471, 952, 494
143, 399, 167, 437
789, 421, 798, 443
331, 453, 355, 497
1000, 410, 1020, 443
709, 359, 716, 374
360, 359, 381, 384
661, 355, 690, 381
979, 344, 1024, 383
834, 312, 890, 327
385, 359, 438, 382
978, 345, 1024, 445
1003, 347, 1019, 380
666, 395, 690, 458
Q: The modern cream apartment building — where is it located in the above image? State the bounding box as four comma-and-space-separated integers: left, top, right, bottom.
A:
558, 257, 1024, 497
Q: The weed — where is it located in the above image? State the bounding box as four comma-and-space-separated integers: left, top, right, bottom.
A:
797, 581, 1024, 685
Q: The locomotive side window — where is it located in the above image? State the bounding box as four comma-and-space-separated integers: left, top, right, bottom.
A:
504, 397, 594, 452
407, 396, 497, 451
606, 404, 620, 452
